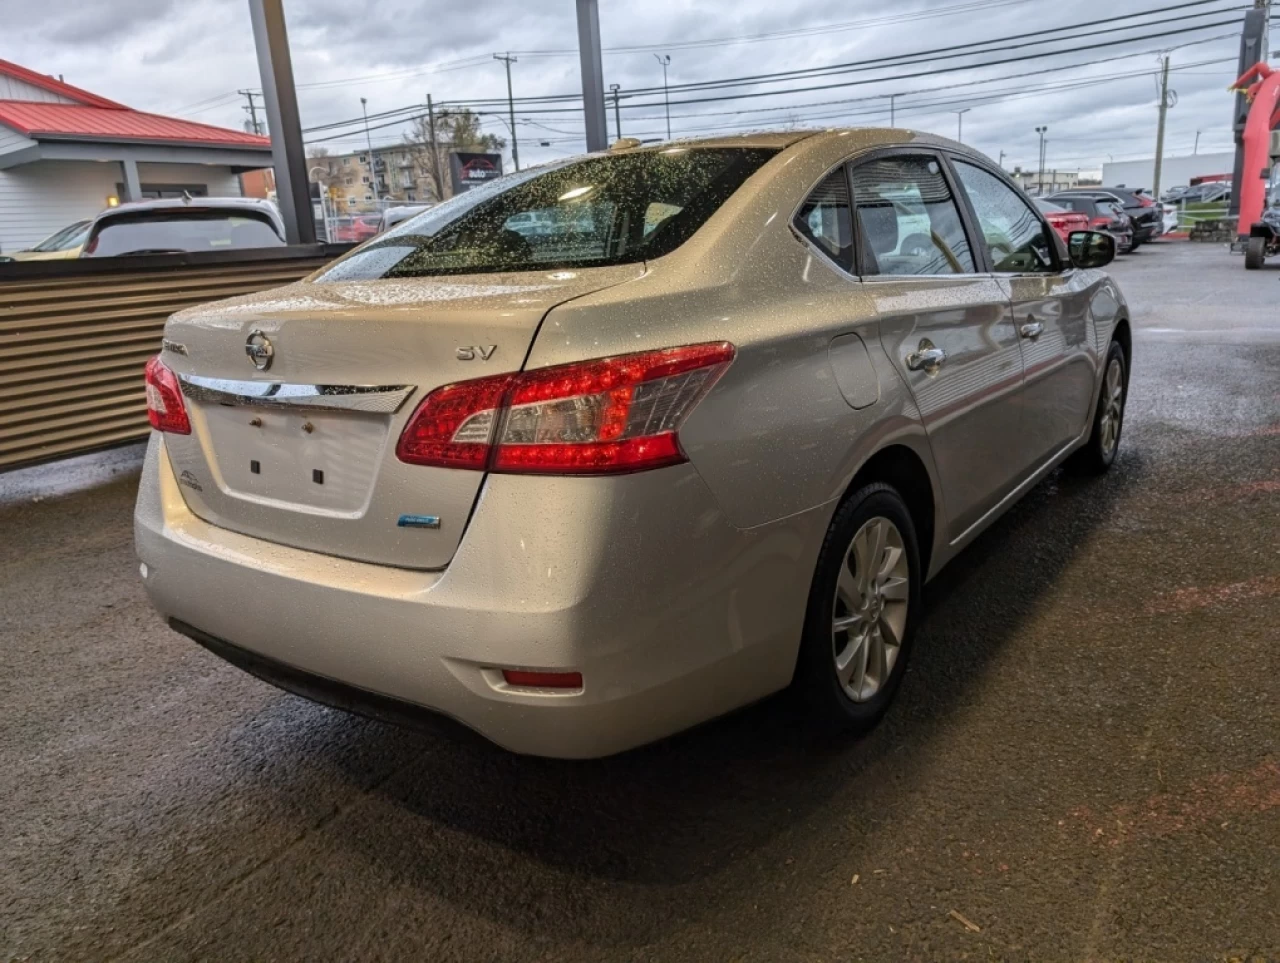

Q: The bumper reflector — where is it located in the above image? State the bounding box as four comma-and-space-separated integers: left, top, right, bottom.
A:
502, 669, 584, 689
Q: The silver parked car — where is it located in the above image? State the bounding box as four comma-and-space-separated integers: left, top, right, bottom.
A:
136, 130, 1130, 758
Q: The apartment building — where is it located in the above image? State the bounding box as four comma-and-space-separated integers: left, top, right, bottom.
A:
309, 146, 432, 212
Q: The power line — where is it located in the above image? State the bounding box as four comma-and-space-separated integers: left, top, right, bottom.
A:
510, 0, 1037, 55
303, 46, 1233, 149
305, 7, 1244, 139
438, 0, 1244, 107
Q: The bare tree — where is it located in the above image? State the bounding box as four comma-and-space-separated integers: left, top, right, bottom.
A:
405, 108, 506, 202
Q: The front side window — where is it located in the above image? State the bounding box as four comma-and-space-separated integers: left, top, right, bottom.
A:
793, 169, 853, 269
953, 161, 1057, 274
318, 147, 776, 281
849, 155, 975, 276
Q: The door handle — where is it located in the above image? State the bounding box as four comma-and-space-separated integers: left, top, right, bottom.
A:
905, 340, 947, 374
1020, 320, 1045, 340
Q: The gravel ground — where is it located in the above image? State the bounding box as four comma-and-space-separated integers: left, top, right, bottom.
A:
1, 240, 1277, 962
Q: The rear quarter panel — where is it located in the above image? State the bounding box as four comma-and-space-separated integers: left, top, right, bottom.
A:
523, 134, 939, 534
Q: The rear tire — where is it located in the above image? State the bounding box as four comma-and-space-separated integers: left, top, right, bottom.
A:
1245, 236, 1267, 270
1068, 340, 1127, 475
793, 483, 922, 733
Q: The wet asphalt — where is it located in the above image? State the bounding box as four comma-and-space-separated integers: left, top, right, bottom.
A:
1, 241, 1277, 963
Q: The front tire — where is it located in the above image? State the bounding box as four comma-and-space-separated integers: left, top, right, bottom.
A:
1245, 235, 1267, 270
1069, 339, 1127, 475
794, 483, 922, 733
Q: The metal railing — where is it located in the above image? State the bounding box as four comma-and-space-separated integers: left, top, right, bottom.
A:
0, 245, 348, 471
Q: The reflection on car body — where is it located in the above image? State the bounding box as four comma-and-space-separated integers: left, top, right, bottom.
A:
136, 129, 1131, 758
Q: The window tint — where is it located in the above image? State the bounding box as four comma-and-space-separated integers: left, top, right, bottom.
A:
30, 220, 91, 252
953, 161, 1057, 273
85, 212, 284, 257
849, 155, 975, 276
793, 169, 853, 269
318, 147, 776, 281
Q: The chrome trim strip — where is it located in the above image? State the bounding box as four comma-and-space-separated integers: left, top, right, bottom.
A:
178, 374, 415, 413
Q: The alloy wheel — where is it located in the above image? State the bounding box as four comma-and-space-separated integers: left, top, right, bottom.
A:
832, 516, 910, 703
1098, 357, 1124, 457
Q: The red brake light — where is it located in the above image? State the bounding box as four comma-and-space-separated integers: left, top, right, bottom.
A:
144, 356, 191, 434
396, 342, 735, 475
395, 372, 513, 469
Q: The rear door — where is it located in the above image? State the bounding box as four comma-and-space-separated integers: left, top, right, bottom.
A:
852, 150, 1026, 542
949, 157, 1097, 471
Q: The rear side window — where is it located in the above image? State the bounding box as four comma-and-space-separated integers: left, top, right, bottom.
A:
952, 161, 1057, 273
850, 155, 975, 276
85, 212, 284, 257
793, 169, 853, 269
318, 147, 777, 281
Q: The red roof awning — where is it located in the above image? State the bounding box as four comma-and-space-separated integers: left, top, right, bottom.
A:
0, 100, 270, 149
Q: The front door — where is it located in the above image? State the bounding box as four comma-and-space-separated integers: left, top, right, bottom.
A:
949, 159, 1098, 471
851, 152, 1026, 542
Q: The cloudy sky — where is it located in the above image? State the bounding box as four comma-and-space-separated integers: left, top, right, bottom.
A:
2, 0, 1259, 175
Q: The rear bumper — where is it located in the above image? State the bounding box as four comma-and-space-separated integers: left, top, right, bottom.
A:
135, 437, 823, 758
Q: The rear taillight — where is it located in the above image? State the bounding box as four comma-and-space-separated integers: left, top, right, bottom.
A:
144, 356, 191, 434
396, 342, 735, 475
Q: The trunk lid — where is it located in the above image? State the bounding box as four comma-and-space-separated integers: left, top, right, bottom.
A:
160, 265, 644, 569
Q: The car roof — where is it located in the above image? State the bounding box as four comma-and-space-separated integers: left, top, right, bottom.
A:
91, 196, 281, 228
613, 127, 991, 163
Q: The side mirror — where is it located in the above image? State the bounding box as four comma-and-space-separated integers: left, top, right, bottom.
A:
1068, 230, 1115, 269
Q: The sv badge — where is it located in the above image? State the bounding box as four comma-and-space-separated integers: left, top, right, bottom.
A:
456, 345, 497, 361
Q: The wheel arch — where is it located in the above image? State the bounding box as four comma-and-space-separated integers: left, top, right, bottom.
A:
1112, 315, 1132, 368
841, 443, 938, 579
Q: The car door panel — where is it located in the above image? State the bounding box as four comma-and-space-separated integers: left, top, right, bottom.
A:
850, 151, 1027, 544
874, 278, 1024, 540
950, 158, 1096, 473
1001, 273, 1099, 469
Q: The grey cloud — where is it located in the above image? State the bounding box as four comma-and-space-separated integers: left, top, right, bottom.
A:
0, 0, 1249, 176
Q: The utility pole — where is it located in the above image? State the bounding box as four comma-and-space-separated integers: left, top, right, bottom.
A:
609, 84, 622, 141
998, 150, 1006, 169
494, 53, 520, 171
1152, 54, 1173, 203
239, 89, 264, 135
654, 54, 672, 140
575, 0, 608, 152
426, 93, 445, 202
360, 96, 379, 203
1035, 126, 1048, 194
953, 108, 971, 143
1194, 130, 1201, 154
889, 93, 898, 127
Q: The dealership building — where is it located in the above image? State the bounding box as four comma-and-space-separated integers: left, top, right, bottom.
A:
0, 59, 271, 254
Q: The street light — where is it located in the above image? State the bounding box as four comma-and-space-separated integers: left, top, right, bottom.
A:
360, 97, 378, 205
1035, 125, 1048, 194
308, 165, 332, 242
654, 53, 672, 140
953, 108, 971, 143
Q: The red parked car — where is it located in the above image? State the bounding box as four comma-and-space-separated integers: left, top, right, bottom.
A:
330, 214, 382, 244
1033, 198, 1089, 244
1037, 197, 1134, 253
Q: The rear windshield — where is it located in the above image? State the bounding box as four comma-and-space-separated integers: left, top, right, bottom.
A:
317, 147, 777, 281
31, 220, 90, 252
85, 211, 284, 257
